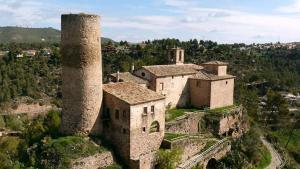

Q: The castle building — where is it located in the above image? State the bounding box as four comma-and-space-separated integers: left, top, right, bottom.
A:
112, 48, 235, 109
60, 14, 166, 169
61, 13, 236, 169
102, 82, 165, 168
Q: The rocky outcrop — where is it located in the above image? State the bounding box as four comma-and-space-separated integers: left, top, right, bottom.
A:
71, 151, 114, 169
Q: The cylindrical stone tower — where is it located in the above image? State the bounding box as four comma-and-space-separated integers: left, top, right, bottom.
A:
60, 14, 102, 135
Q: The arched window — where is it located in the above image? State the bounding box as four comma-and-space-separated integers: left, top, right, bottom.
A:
150, 121, 160, 133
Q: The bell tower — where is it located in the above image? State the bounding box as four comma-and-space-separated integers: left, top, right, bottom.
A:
169, 47, 184, 65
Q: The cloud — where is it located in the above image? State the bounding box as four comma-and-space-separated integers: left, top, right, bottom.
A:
277, 0, 300, 13
0, 0, 300, 43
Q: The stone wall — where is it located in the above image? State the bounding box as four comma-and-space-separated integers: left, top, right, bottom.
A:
71, 151, 114, 169
165, 112, 205, 134
162, 137, 207, 162
205, 106, 247, 137
134, 69, 193, 108
210, 79, 234, 109
60, 14, 102, 135
218, 107, 247, 137
155, 75, 191, 108
189, 79, 211, 108
102, 91, 131, 161
130, 100, 165, 161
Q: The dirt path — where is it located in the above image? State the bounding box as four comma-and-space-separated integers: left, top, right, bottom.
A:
260, 136, 283, 169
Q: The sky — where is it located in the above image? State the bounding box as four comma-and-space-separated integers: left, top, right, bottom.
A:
1, 0, 300, 43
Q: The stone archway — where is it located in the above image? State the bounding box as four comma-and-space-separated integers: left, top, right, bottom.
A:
206, 158, 218, 169
150, 121, 160, 133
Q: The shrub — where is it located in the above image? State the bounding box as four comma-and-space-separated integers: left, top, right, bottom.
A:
44, 110, 61, 137
5, 115, 25, 131
157, 148, 182, 169
38, 136, 106, 169
0, 116, 5, 129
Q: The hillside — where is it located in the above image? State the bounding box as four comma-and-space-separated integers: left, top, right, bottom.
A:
0, 26, 114, 44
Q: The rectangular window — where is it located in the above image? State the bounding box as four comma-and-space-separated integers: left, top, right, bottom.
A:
160, 83, 164, 90
122, 110, 126, 118
142, 127, 146, 132
143, 107, 148, 115
115, 110, 119, 120
196, 80, 201, 88
151, 105, 155, 113
179, 51, 182, 61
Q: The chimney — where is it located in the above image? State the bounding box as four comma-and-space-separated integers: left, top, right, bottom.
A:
60, 14, 102, 135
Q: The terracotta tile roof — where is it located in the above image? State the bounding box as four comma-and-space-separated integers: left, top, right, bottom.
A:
103, 82, 165, 105
190, 70, 235, 81
202, 61, 228, 65
110, 72, 147, 84
142, 64, 203, 77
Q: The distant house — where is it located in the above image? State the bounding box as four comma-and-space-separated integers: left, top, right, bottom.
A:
23, 50, 37, 57
16, 53, 24, 58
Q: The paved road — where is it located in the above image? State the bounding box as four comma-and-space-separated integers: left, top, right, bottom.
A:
260, 136, 283, 169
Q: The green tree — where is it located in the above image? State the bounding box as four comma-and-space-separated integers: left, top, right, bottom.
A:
157, 148, 182, 169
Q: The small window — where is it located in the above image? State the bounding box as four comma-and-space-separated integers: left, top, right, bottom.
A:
160, 83, 164, 90
196, 80, 201, 88
143, 107, 148, 115
141, 72, 145, 77
179, 51, 182, 61
115, 110, 119, 120
142, 127, 146, 132
172, 76, 174, 79
122, 110, 126, 118
226, 81, 228, 85
104, 108, 110, 119
151, 105, 155, 113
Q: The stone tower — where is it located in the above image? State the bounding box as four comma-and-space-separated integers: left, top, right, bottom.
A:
169, 47, 184, 65
60, 14, 102, 135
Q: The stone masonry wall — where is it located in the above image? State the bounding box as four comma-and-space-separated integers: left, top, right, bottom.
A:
218, 107, 247, 136
162, 138, 207, 162
165, 112, 205, 134
102, 92, 131, 161
130, 99, 165, 161
189, 79, 211, 108
210, 79, 234, 109
60, 14, 102, 135
155, 75, 191, 108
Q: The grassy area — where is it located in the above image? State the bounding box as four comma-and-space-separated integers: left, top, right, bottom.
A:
252, 146, 272, 169
41, 136, 107, 169
207, 105, 238, 113
164, 133, 188, 141
204, 105, 239, 122
166, 108, 200, 121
